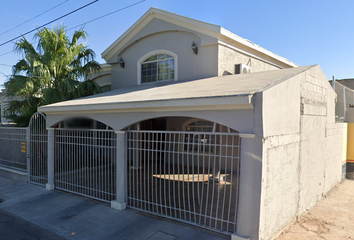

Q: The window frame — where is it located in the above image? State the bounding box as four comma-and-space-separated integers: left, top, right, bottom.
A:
137, 50, 178, 85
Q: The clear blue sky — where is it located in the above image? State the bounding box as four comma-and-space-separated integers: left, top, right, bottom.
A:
0, 0, 353, 87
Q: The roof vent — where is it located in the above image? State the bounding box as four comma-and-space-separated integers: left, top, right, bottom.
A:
235, 64, 252, 74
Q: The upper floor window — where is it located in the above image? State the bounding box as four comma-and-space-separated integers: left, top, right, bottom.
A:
137, 50, 178, 85
141, 54, 174, 83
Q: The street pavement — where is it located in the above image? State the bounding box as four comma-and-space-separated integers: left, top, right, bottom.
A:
0, 208, 64, 240
0, 176, 229, 240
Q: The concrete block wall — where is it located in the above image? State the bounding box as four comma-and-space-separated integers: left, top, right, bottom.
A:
259, 134, 300, 239
218, 45, 280, 76
259, 66, 347, 240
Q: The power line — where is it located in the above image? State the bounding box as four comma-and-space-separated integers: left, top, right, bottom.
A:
0, 51, 12, 57
0, 0, 99, 47
68, 0, 146, 31
0, 64, 12, 67
0, 0, 146, 57
0, 0, 70, 37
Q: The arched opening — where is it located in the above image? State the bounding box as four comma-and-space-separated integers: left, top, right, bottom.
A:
52, 117, 113, 130
49, 116, 116, 203
125, 116, 240, 233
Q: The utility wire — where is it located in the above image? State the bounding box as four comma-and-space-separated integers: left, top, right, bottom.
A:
0, 0, 99, 47
0, 0, 146, 57
0, 0, 70, 37
0, 64, 12, 67
68, 0, 146, 31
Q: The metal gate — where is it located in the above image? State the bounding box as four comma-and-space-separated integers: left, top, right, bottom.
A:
27, 112, 48, 185
54, 129, 117, 202
126, 130, 241, 234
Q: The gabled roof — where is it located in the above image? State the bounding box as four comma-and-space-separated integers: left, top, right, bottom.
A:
39, 65, 314, 114
102, 7, 298, 68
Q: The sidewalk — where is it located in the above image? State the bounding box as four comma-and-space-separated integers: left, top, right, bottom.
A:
0, 176, 229, 240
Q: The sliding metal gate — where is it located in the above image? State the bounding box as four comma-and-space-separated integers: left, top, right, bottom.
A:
54, 129, 117, 202
126, 130, 241, 234
28, 112, 48, 185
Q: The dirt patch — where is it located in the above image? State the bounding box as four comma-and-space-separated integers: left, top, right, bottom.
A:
276, 180, 354, 240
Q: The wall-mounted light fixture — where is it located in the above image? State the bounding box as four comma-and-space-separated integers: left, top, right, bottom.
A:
118, 57, 125, 68
191, 41, 198, 55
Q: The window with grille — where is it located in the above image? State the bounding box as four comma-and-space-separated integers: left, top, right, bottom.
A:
141, 54, 174, 83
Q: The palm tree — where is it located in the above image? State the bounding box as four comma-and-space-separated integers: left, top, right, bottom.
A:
4, 26, 102, 126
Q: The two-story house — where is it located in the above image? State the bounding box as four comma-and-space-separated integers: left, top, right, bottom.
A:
37, 8, 347, 240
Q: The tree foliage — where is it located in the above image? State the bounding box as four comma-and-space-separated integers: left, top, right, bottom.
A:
5, 26, 102, 126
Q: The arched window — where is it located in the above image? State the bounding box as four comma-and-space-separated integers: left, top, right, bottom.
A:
141, 54, 174, 83
137, 50, 178, 85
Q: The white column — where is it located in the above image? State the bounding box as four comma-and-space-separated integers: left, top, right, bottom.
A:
111, 131, 127, 210
26, 127, 30, 182
233, 133, 260, 240
46, 128, 55, 190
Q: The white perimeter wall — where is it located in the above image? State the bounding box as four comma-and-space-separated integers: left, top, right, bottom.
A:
258, 65, 347, 240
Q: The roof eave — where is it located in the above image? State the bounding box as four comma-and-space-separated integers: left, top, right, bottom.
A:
39, 95, 253, 114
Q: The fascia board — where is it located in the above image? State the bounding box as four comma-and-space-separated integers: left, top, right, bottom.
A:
102, 8, 222, 61
102, 10, 155, 61
39, 95, 253, 114
218, 28, 299, 68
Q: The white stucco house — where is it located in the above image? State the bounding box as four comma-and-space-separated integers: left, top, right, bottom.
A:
36, 8, 347, 240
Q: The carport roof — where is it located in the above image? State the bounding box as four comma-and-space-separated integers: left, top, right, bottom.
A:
39, 65, 314, 114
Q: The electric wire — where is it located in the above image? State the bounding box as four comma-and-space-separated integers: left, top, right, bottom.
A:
0, 0, 99, 47
0, 64, 12, 67
0, 0, 146, 56
0, 0, 146, 82
0, 0, 70, 37
67, 0, 146, 31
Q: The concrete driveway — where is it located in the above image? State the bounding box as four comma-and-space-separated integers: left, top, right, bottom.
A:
0, 176, 229, 240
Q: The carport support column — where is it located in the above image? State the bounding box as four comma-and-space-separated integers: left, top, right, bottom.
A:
46, 128, 55, 190
111, 131, 127, 210
232, 133, 260, 240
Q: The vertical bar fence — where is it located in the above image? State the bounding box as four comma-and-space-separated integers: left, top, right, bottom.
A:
126, 130, 241, 234
54, 129, 117, 203
0, 127, 27, 171
28, 112, 48, 185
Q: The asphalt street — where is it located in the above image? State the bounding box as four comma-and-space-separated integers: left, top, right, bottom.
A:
0, 208, 65, 240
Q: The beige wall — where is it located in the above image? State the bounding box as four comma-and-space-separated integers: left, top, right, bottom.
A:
218, 45, 280, 76
258, 66, 347, 240
45, 109, 255, 133
107, 18, 291, 91
92, 74, 111, 88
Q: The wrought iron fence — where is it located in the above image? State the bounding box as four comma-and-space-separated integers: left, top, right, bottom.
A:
54, 129, 117, 202
0, 127, 27, 171
126, 130, 241, 234
28, 112, 48, 185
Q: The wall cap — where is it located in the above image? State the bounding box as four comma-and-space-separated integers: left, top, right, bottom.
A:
239, 133, 256, 139
115, 131, 126, 134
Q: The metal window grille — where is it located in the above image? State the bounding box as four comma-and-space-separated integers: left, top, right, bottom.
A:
126, 130, 241, 234
0, 127, 27, 171
28, 112, 48, 185
54, 129, 117, 203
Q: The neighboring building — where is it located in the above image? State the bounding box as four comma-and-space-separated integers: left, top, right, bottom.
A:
36, 8, 346, 240
0, 89, 11, 124
87, 63, 112, 92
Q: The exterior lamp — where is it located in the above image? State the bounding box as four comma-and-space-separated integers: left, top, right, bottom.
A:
191, 41, 198, 55
118, 57, 125, 68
